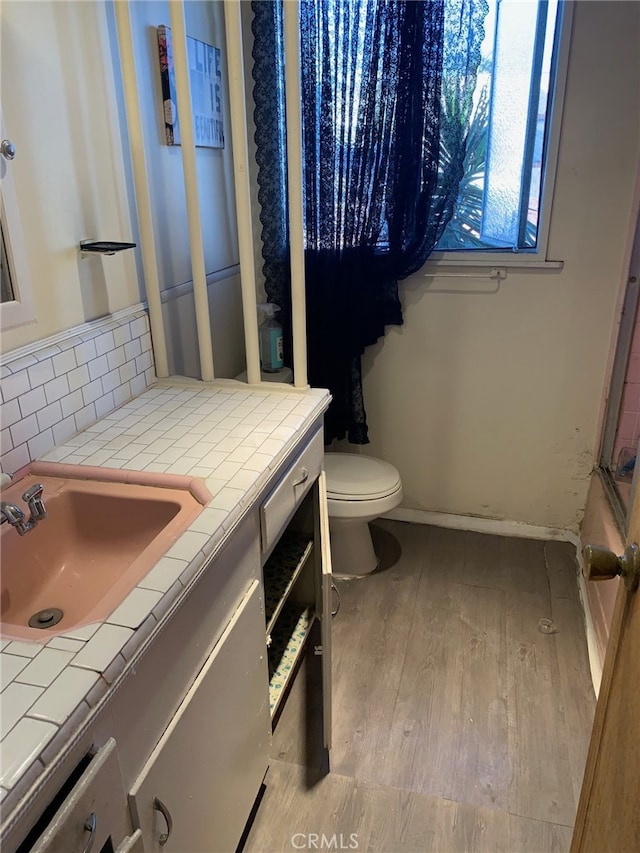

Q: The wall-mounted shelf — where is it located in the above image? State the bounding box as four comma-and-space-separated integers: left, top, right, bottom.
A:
79, 240, 137, 257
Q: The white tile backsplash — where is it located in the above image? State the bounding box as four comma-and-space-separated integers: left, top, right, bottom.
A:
95, 330, 115, 356
43, 375, 70, 405
74, 339, 97, 365
27, 360, 54, 389
67, 364, 90, 392
1, 428, 13, 456
0, 307, 154, 474
52, 416, 77, 446
1, 370, 29, 402
10, 414, 39, 447
52, 348, 77, 376
0, 399, 21, 428
88, 355, 109, 381
28, 429, 55, 460
19, 386, 46, 418
37, 400, 63, 432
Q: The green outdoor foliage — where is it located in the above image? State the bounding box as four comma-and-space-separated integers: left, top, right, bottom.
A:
436, 85, 489, 250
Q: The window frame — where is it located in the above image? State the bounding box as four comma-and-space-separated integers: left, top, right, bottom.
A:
424, 0, 574, 273
0, 107, 36, 332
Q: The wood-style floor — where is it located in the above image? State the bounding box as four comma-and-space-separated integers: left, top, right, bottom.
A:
243, 520, 596, 852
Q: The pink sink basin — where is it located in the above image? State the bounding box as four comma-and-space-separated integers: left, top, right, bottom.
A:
1, 466, 210, 642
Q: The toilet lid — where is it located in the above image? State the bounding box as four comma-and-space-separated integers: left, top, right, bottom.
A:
324, 453, 401, 500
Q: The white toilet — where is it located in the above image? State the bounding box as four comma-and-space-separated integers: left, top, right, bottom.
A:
324, 453, 403, 577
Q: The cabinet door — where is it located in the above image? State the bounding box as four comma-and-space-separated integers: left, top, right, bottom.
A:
129, 581, 270, 853
318, 471, 333, 750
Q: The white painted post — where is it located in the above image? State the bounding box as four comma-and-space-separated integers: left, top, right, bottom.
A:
167, 0, 215, 382
223, 0, 262, 385
283, 0, 308, 389
113, 1, 169, 378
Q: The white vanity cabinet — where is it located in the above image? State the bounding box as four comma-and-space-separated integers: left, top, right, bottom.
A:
128, 581, 270, 853
127, 424, 333, 853
4, 417, 332, 853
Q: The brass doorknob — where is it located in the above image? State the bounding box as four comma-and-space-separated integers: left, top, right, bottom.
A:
583, 543, 640, 591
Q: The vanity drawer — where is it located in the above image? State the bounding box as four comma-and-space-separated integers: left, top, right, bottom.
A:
29, 739, 129, 853
260, 427, 324, 553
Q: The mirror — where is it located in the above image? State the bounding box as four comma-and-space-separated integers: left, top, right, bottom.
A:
1, 216, 16, 303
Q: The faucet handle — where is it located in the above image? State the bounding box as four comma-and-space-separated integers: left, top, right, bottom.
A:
22, 484, 46, 521
1, 502, 25, 525
22, 483, 44, 501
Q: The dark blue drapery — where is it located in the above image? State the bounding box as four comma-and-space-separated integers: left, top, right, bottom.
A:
301, 0, 445, 443
252, 0, 486, 444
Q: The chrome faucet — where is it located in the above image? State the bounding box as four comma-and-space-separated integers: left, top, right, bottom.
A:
1, 484, 47, 536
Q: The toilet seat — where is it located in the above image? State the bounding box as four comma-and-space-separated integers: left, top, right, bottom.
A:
324, 454, 401, 501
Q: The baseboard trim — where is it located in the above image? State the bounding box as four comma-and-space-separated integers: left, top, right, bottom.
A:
385, 505, 602, 697
385, 506, 577, 543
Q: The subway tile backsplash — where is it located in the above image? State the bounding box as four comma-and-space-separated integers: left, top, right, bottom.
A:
0, 307, 155, 474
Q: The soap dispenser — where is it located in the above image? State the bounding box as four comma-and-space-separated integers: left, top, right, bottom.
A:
257, 304, 284, 372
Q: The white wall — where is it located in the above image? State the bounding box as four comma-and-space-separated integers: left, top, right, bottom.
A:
356, 1, 640, 532
1, 0, 246, 379
117, 0, 245, 380
1, 0, 141, 352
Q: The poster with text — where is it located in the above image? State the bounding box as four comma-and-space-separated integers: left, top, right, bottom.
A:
157, 25, 225, 148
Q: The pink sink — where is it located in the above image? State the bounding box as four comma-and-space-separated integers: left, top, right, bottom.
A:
1, 465, 210, 642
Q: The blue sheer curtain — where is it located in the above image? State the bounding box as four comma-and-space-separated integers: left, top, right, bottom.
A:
302, 0, 446, 443
252, 0, 486, 444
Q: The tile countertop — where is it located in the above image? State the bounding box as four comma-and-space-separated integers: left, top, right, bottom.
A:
0, 379, 330, 811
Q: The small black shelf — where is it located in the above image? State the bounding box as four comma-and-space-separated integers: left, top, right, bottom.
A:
79, 241, 137, 256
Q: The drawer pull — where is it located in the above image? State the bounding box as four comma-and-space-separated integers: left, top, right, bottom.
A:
80, 813, 96, 853
153, 797, 173, 846
292, 467, 309, 487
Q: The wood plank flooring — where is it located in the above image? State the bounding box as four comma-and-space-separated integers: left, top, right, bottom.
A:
243, 521, 595, 853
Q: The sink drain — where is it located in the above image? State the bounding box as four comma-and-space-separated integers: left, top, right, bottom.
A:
28, 608, 64, 629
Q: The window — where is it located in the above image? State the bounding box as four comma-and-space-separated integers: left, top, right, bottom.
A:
434, 0, 571, 260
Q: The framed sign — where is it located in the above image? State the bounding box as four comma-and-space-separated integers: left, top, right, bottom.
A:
157, 24, 225, 148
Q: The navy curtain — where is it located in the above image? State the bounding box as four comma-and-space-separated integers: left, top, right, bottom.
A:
253, 0, 487, 444
302, 0, 446, 443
